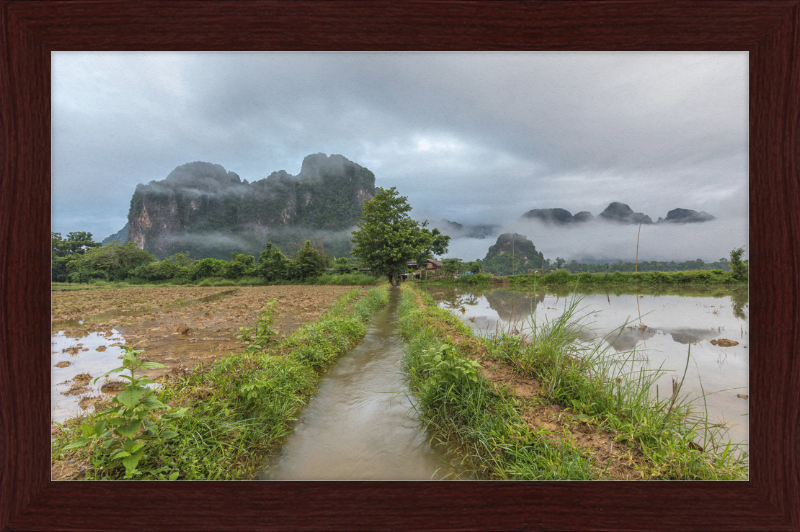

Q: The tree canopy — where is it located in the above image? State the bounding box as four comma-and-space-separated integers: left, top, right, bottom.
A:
350, 187, 450, 285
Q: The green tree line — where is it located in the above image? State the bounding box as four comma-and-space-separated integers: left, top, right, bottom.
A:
559, 256, 738, 274
52, 232, 359, 285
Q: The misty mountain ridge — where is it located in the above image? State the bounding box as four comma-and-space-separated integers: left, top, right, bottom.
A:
522, 202, 715, 226
118, 153, 376, 259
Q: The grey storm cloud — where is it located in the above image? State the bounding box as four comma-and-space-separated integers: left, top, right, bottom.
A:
52, 51, 748, 262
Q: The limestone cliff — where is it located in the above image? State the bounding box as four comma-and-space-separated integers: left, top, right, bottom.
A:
125, 153, 376, 258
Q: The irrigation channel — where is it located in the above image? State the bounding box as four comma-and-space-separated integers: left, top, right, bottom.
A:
261, 288, 467, 480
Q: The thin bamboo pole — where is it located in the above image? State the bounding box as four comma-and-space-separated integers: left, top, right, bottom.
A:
635, 223, 642, 276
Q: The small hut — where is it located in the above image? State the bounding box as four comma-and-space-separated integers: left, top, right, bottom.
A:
407, 258, 443, 279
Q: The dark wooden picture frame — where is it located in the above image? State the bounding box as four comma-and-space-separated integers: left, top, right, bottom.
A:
2, 2, 798, 530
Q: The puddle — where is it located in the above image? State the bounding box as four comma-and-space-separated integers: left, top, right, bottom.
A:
261, 289, 469, 480
51, 329, 128, 423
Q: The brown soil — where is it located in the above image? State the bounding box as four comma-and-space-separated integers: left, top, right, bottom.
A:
51, 456, 91, 481
402, 285, 650, 480
51, 286, 234, 322
78, 394, 108, 410
73, 373, 92, 385
52, 285, 359, 402
54, 361, 71, 368
60, 373, 94, 396
100, 380, 126, 393
711, 338, 739, 347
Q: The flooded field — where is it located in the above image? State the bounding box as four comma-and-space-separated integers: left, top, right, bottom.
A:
51, 285, 357, 423
423, 284, 750, 448
262, 289, 467, 480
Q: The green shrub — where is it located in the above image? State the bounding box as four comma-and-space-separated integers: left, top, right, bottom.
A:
544, 269, 572, 284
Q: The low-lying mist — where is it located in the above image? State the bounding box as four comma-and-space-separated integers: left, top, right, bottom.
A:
441, 216, 748, 264
153, 226, 359, 260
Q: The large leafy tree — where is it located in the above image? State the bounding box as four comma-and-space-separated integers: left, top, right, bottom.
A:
51, 231, 101, 256
350, 187, 450, 285
80, 242, 156, 281
729, 246, 748, 280
52, 231, 102, 282
256, 243, 289, 282
293, 240, 328, 280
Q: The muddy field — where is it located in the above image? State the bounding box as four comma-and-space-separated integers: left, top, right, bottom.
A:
51, 285, 360, 422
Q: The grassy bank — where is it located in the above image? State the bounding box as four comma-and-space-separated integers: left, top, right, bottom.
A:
398, 285, 748, 480
52, 286, 389, 480
423, 269, 747, 288
510, 269, 746, 286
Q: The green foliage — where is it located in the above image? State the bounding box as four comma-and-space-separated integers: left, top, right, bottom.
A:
464, 260, 483, 274
398, 292, 594, 479
237, 300, 279, 355
332, 256, 355, 274
52, 232, 103, 282
729, 247, 748, 280
58, 344, 187, 479
293, 240, 328, 280
350, 187, 450, 285
417, 343, 481, 399
191, 258, 227, 280
507, 268, 744, 287
441, 258, 464, 279
563, 257, 733, 274
223, 252, 256, 279
52, 231, 101, 257
62, 241, 156, 283
257, 243, 290, 282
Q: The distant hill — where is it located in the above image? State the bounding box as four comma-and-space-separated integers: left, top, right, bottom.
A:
656, 208, 715, 224
521, 202, 714, 226
598, 202, 653, 225
482, 233, 545, 275
101, 222, 129, 244
116, 153, 376, 259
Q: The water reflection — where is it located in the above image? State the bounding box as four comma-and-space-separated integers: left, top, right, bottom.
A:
423, 284, 749, 448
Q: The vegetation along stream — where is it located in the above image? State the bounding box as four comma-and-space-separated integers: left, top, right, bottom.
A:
261, 288, 466, 480
424, 284, 749, 449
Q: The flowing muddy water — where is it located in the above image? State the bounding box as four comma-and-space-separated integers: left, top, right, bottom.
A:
424, 285, 750, 449
262, 289, 467, 480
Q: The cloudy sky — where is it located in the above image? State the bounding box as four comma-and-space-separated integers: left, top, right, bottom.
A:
52, 52, 748, 263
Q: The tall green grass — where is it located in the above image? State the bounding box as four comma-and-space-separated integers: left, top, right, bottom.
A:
398, 286, 748, 480
399, 290, 598, 479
